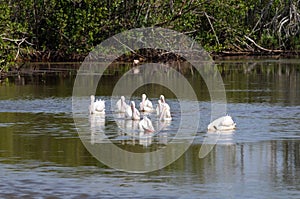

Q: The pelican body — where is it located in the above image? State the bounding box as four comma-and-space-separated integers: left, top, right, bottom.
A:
139, 116, 155, 133
159, 103, 172, 121
139, 94, 153, 112
207, 115, 236, 131
158, 95, 171, 121
89, 95, 105, 114
116, 96, 128, 113
125, 101, 140, 120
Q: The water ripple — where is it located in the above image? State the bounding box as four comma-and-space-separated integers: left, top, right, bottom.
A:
0, 97, 72, 114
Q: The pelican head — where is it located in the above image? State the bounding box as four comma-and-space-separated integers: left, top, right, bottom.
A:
160, 95, 165, 103
121, 96, 125, 102
90, 95, 95, 102
157, 99, 161, 106
142, 94, 147, 101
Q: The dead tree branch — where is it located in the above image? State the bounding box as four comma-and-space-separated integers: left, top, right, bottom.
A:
1, 36, 34, 60
244, 36, 283, 53
204, 12, 220, 46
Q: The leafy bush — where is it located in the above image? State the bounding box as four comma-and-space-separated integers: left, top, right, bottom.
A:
1, 0, 300, 69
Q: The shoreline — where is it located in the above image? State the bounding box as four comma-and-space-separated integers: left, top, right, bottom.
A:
1, 52, 300, 80
17, 49, 300, 62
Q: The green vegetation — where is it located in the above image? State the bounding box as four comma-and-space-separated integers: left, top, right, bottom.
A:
1, 0, 300, 71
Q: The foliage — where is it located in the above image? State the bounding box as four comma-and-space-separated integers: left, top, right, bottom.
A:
1, 0, 300, 69
0, 3, 32, 71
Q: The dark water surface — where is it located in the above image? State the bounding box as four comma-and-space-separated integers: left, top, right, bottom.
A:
0, 60, 300, 198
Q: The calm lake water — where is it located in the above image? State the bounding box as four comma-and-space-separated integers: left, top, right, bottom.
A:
0, 59, 300, 198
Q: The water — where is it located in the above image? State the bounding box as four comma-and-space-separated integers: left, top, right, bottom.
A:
0, 60, 300, 198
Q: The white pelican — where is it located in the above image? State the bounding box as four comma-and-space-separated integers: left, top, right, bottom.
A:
132, 59, 140, 74
139, 116, 155, 133
139, 94, 153, 112
159, 103, 172, 121
89, 95, 105, 114
159, 95, 170, 110
207, 115, 236, 131
115, 96, 128, 113
125, 101, 140, 120
133, 59, 140, 65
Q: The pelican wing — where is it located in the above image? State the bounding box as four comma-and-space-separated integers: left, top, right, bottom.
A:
95, 100, 105, 112
125, 106, 132, 119
139, 117, 154, 132
220, 116, 234, 126
145, 99, 153, 109
208, 115, 236, 131
116, 99, 122, 111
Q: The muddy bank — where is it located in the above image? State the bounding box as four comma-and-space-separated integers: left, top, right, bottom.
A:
23, 48, 300, 63
1, 49, 300, 81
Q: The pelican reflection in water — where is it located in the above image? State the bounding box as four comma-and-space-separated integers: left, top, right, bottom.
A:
90, 114, 105, 145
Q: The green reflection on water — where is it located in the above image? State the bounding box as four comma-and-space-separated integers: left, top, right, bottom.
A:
0, 112, 99, 167
1, 60, 299, 103
0, 59, 300, 170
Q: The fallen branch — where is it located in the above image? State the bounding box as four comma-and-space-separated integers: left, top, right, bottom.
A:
244, 36, 283, 53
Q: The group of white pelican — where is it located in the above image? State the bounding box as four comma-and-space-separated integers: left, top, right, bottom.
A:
89, 94, 236, 134
89, 94, 172, 133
